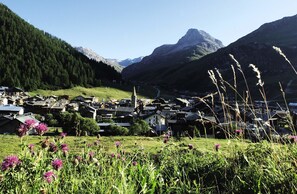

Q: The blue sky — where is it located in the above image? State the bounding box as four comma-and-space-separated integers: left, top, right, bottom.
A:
1, 1, 297, 60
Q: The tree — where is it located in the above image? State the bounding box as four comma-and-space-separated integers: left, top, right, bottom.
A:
129, 119, 151, 136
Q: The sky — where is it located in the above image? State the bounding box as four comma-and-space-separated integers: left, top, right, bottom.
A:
1, 1, 297, 60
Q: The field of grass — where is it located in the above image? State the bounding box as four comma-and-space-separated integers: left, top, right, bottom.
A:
29, 86, 148, 100
1, 134, 297, 193
0, 135, 244, 160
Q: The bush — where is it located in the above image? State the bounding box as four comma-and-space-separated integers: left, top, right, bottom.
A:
129, 119, 151, 136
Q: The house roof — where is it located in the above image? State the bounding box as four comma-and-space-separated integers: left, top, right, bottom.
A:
97, 122, 131, 127
15, 114, 39, 124
0, 105, 23, 112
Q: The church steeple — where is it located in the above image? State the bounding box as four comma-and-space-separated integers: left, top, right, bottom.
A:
131, 86, 137, 108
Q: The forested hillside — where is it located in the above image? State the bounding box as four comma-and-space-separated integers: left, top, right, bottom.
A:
0, 4, 121, 90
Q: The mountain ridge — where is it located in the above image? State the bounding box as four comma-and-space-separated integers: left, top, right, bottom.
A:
122, 28, 224, 80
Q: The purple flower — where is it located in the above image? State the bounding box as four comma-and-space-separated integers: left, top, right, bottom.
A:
49, 143, 58, 153
61, 144, 69, 153
115, 141, 121, 148
117, 154, 121, 159
43, 171, 56, 183
17, 124, 28, 137
1, 155, 21, 171
215, 144, 221, 152
235, 129, 243, 134
111, 153, 115, 158
60, 132, 67, 138
188, 144, 193, 150
52, 159, 63, 170
132, 161, 137, 166
24, 119, 36, 128
35, 123, 48, 136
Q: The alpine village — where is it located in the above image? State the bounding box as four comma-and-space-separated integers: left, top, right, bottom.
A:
1, 2, 297, 193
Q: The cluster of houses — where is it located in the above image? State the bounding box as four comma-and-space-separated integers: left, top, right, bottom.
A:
1, 86, 297, 139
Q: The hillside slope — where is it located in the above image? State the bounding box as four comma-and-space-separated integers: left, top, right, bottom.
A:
0, 3, 121, 90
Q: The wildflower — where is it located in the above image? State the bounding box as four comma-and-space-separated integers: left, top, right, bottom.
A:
60, 132, 67, 138
117, 154, 121, 159
115, 141, 121, 148
73, 155, 82, 166
52, 159, 63, 170
28, 144, 34, 151
24, 119, 36, 128
188, 144, 193, 150
111, 153, 115, 158
49, 143, 58, 152
43, 171, 56, 183
235, 129, 243, 134
1, 155, 21, 171
61, 144, 69, 153
132, 161, 137, 166
89, 152, 95, 159
215, 144, 221, 152
35, 123, 48, 136
75, 155, 82, 162
17, 124, 28, 137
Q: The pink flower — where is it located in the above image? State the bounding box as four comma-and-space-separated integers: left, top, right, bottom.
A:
235, 129, 243, 134
61, 144, 69, 152
52, 159, 63, 170
115, 141, 121, 148
132, 161, 137, 166
111, 153, 115, 158
35, 123, 48, 136
60, 132, 67, 138
215, 144, 221, 151
43, 171, 56, 183
24, 119, 36, 128
1, 155, 21, 171
17, 124, 28, 137
117, 154, 121, 159
49, 143, 58, 153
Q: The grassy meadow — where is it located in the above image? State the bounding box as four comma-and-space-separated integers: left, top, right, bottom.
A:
29, 86, 145, 100
0, 135, 242, 160
1, 134, 297, 193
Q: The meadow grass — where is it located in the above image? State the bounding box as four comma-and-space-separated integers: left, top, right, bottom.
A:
29, 86, 147, 100
1, 134, 296, 193
0, 135, 243, 160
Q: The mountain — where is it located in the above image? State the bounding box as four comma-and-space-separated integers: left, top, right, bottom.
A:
160, 14, 297, 98
76, 47, 123, 72
122, 29, 224, 81
119, 57, 144, 67
0, 3, 121, 90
